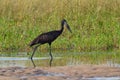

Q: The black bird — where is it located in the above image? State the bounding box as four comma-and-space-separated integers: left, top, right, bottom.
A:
29, 19, 72, 61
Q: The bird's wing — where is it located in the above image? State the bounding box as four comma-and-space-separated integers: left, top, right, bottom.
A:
29, 30, 60, 46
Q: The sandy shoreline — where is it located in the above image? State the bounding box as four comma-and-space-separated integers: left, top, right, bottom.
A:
0, 65, 120, 80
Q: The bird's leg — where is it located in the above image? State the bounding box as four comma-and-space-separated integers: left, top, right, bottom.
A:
49, 44, 53, 59
31, 58, 36, 67
49, 43, 53, 66
30, 44, 40, 59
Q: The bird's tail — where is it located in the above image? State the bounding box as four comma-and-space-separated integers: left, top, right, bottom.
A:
29, 43, 33, 47
29, 41, 35, 47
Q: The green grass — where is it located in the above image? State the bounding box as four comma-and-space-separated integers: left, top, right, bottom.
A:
0, 0, 120, 52
62, 51, 120, 66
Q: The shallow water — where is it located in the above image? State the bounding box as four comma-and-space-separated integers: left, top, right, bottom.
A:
0, 51, 120, 67
0, 51, 120, 80
0, 57, 61, 67
84, 77, 120, 80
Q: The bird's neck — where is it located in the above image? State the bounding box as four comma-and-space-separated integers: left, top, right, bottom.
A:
60, 25, 64, 33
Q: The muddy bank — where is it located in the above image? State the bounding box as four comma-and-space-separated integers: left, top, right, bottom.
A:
0, 65, 120, 80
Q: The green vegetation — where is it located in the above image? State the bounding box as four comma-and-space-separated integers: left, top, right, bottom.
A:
27, 51, 120, 66
67, 51, 120, 65
0, 0, 120, 52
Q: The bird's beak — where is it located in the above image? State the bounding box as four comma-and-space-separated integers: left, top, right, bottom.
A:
66, 23, 72, 33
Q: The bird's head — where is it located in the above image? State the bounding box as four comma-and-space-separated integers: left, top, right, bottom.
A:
61, 19, 72, 33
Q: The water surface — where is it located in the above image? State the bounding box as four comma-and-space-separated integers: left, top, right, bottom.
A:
0, 51, 120, 67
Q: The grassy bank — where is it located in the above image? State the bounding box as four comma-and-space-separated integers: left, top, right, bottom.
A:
0, 0, 120, 52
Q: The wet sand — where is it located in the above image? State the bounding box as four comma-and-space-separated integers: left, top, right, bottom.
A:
0, 65, 120, 80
